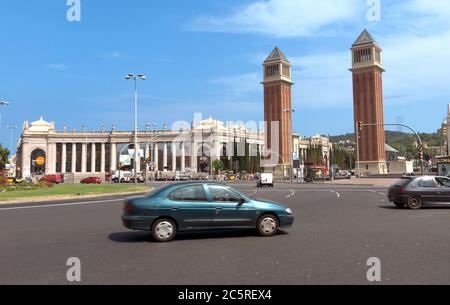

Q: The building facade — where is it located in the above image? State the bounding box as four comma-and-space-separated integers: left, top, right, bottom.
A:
351, 29, 388, 175
16, 116, 265, 181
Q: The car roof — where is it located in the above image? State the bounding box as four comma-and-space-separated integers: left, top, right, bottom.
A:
164, 181, 230, 187
406, 176, 449, 180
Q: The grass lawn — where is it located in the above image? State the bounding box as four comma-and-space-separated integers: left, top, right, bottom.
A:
0, 184, 149, 202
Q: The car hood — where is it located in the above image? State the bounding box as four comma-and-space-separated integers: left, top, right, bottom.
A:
252, 198, 289, 210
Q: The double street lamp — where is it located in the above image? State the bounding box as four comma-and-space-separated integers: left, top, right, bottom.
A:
125, 74, 146, 186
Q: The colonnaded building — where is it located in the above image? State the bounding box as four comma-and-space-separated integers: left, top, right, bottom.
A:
16, 116, 262, 181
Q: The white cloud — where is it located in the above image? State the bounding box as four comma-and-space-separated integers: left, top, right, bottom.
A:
210, 73, 261, 96
191, 0, 362, 37
48, 64, 67, 71
99, 51, 123, 59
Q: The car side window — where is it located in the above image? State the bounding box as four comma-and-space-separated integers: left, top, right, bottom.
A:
208, 185, 243, 202
168, 185, 208, 202
436, 178, 450, 187
417, 177, 437, 188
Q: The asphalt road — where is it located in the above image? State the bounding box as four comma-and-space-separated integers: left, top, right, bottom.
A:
0, 182, 449, 285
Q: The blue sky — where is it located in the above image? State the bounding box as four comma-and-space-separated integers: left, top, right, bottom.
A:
1, 0, 450, 153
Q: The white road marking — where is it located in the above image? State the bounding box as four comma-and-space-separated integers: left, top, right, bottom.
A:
0, 199, 122, 212
286, 190, 295, 198
330, 190, 341, 198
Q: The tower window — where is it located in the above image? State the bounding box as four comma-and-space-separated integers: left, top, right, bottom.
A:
265, 65, 279, 77
282, 65, 290, 77
354, 49, 373, 63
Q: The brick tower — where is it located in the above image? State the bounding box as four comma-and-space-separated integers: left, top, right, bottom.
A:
351, 29, 388, 175
263, 47, 293, 172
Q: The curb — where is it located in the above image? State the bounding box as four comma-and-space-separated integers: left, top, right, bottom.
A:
0, 190, 148, 205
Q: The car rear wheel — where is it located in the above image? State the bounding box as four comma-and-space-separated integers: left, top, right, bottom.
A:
152, 219, 177, 242
257, 214, 279, 237
407, 196, 423, 210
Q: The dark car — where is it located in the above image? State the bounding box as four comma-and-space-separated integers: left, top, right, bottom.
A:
388, 176, 450, 209
39, 174, 64, 184
122, 182, 294, 242
81, 177, 102, 184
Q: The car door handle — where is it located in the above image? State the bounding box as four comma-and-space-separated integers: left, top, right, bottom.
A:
171, 206, 179, 211
215, 207, 223, 212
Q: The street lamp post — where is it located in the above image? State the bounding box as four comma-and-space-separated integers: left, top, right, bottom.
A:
283, 108, 296, 182
5, 125, 18, 154
0, 100, 10, 140
125, 73, 146, 186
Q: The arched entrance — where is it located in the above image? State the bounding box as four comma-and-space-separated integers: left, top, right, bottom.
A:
31, 149, 46, 176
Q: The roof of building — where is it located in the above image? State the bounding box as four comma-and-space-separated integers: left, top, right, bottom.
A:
385, 143, 399, 153
264, 47, 289, 63
28, 116, 53, 132
353, 29, 377, 46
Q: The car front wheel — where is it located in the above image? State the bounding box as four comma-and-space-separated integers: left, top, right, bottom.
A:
152, 219, 177, 242
407, 196, 423, 210
257, 214, 279, 237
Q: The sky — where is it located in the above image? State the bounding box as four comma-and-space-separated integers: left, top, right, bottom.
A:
1, 0, 450, 154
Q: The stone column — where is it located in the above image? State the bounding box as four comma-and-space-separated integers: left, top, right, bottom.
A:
81, 143, 87, 174
91, 143, 96, 173
191, 141, 198, 173
181, 142, 186, 172
163, 142, 168, 172
100, 143, 106, 173
72, 143, 77, 173
21, 144, 31, 179
145, 143, 150, 161
61, 143, 67, 173
171, 142, 177, 172
48, 143, 57, 174
154, 143, 159, 170
110, 143, 117, 171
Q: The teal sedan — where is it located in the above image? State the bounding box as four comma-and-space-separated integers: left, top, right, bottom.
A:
122, 182, 294, 242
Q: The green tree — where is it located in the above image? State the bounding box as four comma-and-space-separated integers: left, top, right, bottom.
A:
212, 159, 224, 174
0, 145, 10, 172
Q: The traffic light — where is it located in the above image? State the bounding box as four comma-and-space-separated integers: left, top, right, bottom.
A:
417, 144, 424, 161
356, 121, 363, 138
443, 126, 448, 136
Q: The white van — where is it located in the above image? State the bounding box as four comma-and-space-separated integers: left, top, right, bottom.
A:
257, 173, 274, 188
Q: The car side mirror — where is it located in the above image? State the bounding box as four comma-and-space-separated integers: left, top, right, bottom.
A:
238, 198, 246, 205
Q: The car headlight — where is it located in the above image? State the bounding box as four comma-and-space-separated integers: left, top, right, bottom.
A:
285, 208, 293, 214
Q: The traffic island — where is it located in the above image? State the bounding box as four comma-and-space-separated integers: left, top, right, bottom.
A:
0, 184, 149, 204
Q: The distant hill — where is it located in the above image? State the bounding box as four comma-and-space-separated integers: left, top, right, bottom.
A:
330, 131, 442, 159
